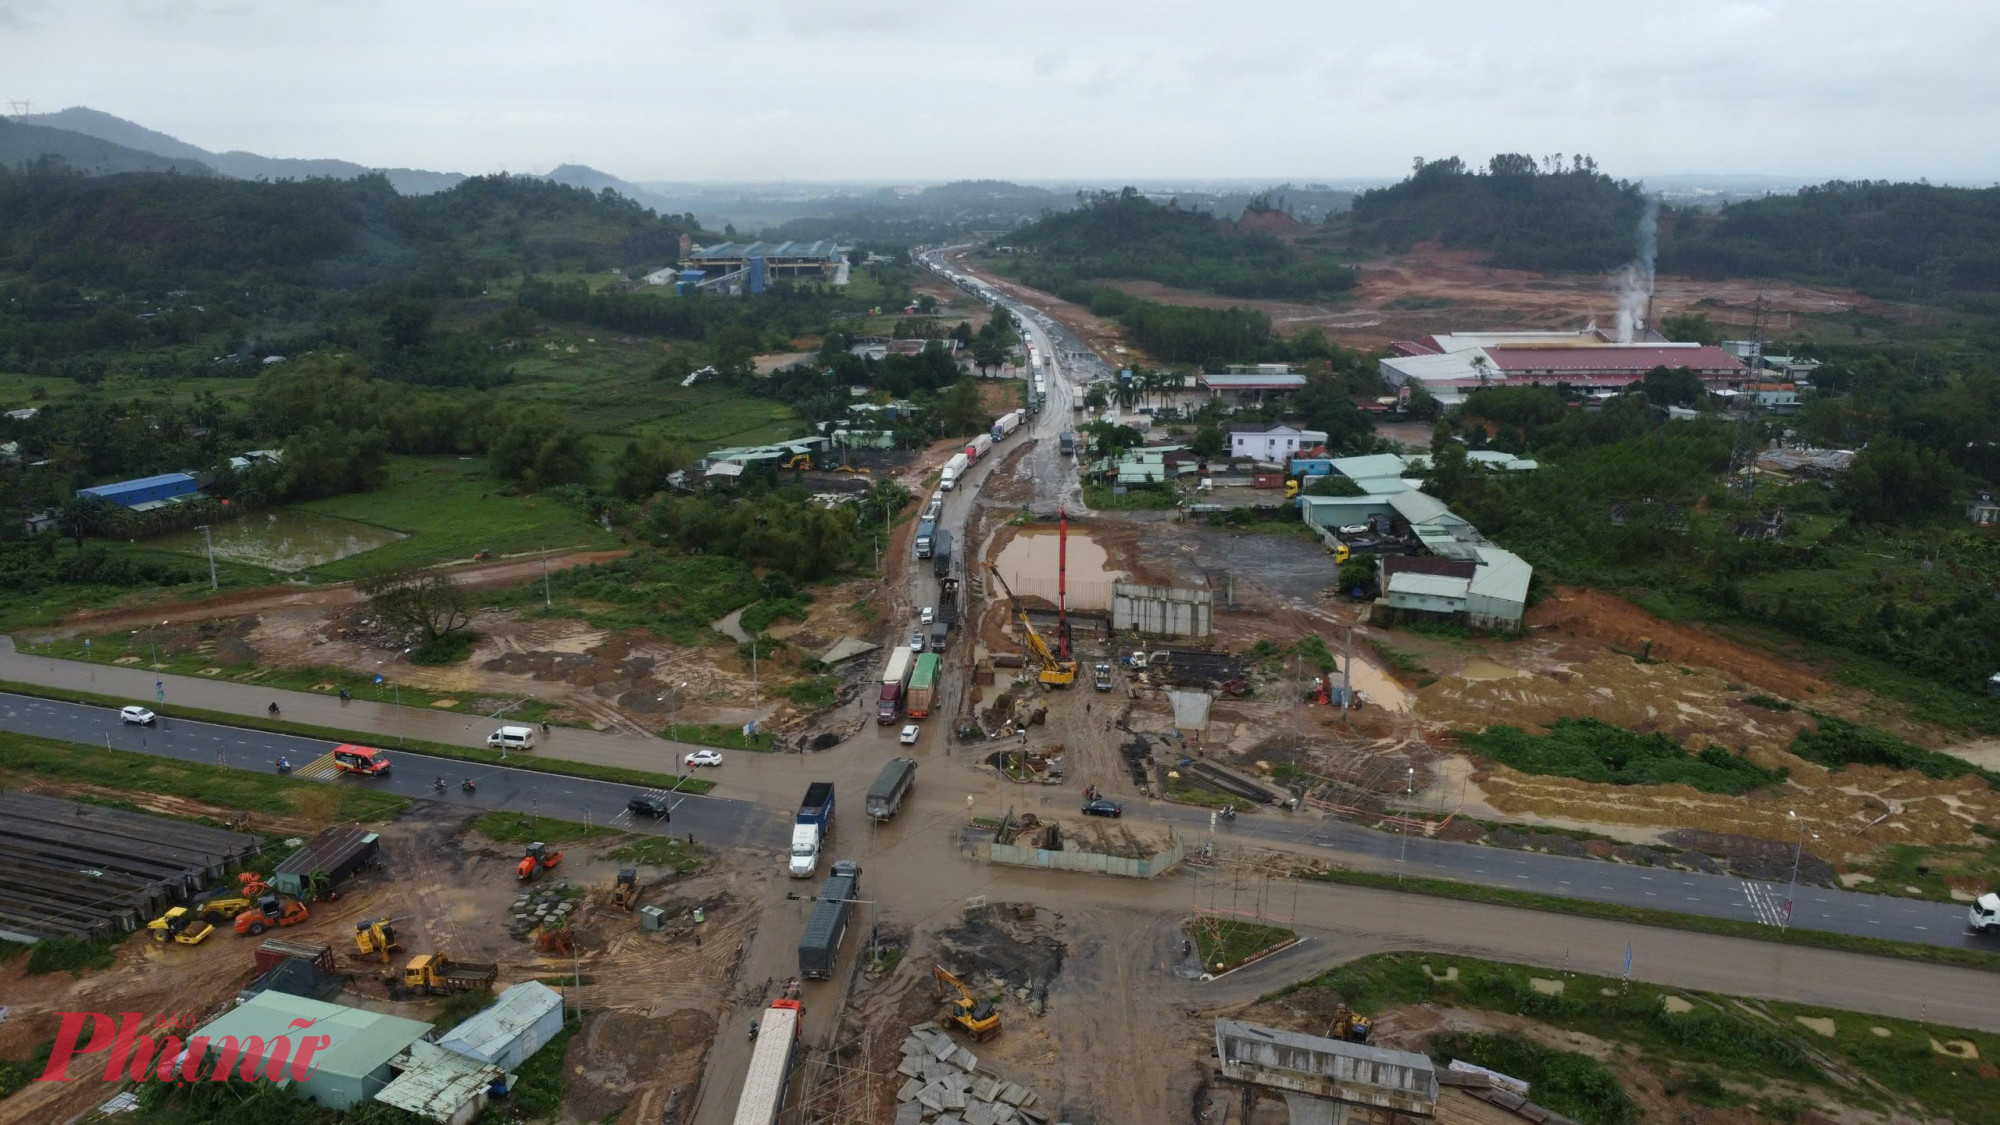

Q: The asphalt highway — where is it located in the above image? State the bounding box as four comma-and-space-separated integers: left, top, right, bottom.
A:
0, 691, 779, 848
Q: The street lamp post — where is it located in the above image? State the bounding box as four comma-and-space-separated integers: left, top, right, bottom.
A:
1398, 765, 1414, 881
1782, 810, 1817, 931
196, 524, 218, 591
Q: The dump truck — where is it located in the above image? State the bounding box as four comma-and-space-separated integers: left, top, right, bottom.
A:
797, 860, 861, 980
403, 952, 498, 996
877, 647, 915, 724
906, 653, 940, 719
789, 782, 835, 878
865, 757, 917, 821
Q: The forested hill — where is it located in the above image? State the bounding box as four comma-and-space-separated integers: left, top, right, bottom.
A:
1338, 154, 1649, 271
1004, 187, 1357, 299
0, 118, 218, 178
1662, 181, 2000, 291
0, 165, 703, 290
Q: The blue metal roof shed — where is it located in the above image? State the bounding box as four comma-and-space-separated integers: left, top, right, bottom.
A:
438, 981, 565, 1073
77, 472, 199, 507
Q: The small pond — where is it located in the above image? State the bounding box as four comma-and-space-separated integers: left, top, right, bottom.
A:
153, 510, 406, 572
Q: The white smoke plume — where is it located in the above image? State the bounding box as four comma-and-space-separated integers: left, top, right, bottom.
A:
1613, 194, 1660, 344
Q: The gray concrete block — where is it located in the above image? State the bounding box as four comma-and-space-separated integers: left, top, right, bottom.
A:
963, 1103, 999, 1125
952, 1047, 978, 1072
894, 1102, 925, 1125
930, 1034, 959, 1061
919, 1084, 947, 1112
972, 1076, 1002, 1102
897, 1077, 924, 1103
999, 1082, 1029, 1106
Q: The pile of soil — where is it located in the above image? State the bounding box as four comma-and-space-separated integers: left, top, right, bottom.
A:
564, 1007, 715, 1124
933, 903, 1066, 1012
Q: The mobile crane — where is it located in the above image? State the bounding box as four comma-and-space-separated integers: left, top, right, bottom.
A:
986, 565, 1076, 687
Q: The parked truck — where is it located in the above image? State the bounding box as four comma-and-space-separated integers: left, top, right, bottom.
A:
939, 452, 970, 491
990, 410, 1024, 441
797, 860, 861, 979
789, 782, 835, 878
915, 518, 936, 558
932, 530, 953, 578
963, 434, 994, 462
877, 647, 915, 724
402, 952, 498, 996
866, 758, 917, 821
907, 653, 941, 719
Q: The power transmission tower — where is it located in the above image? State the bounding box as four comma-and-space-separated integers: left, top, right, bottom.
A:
1726, 292, 1769, 498
5, 99, 32, 117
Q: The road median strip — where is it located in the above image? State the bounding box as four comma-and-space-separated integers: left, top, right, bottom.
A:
1304, 867, 2000, 974
0, 679, 712, 796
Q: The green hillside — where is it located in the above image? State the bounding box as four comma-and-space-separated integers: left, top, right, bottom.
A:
1339, 154, 1647, 271
0, 118, 216, 178
1003, 187, 1356, 299
1662, 180, 2000, 291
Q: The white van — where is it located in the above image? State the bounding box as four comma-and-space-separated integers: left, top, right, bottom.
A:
487, 725, 536, 751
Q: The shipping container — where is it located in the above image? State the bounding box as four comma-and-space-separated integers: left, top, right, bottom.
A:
797, 861, 861, 979
865, 758, 917, 821
906, 653, 941, 718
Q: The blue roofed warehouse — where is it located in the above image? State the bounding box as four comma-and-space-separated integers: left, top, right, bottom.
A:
77, 472, 199, 507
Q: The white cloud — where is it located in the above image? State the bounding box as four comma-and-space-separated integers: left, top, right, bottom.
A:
0, 0, 1995, 180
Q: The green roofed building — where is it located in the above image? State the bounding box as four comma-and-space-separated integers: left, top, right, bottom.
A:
191, 990, 430, 1110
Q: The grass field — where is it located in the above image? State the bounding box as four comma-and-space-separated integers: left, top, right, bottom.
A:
0, 541, 281, 633
0, 729, 408, 825
1191, 918, 1294, 971
498, 332, 800, 448
1286, 952, 1995, 1124
300, 455, 620, 578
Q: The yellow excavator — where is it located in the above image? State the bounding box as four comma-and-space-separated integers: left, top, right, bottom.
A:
933, 965, 1001, 1041
611, 868, 639, 911
354, 919, 403, 963
986, 565, 1076, 687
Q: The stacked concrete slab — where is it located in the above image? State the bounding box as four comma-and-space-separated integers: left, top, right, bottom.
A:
894, 1022, 1063, 1125
0, 792, 263, 942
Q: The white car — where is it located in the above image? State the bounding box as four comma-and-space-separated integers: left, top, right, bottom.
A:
911, 631, 926, 651
899, 724, 921, 745
1338, 524, 1372, 537
683, 749, 723, 768
920, 607, 935, 625
120, 706, 156, 726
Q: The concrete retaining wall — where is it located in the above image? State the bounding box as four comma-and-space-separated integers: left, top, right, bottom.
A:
1111, 582, 1213, 638
983, 835, 1184, 878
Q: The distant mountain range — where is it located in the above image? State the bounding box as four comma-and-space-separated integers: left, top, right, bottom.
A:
10, 106, 466, 194
0, 116, 217, 177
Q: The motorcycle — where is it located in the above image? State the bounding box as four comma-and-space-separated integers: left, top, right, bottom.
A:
275, 757, 291, 774
433, 776, 446, 794
1219, 805, 1236, 821
461, 779, 476, 794
747, 1020, 759, 1041
337, 688, 351, 701
267, 702, 281, 717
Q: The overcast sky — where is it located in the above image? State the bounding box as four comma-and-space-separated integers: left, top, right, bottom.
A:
4, 0, 1997, 184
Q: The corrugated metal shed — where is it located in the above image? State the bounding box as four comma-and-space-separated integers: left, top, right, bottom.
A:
438, 981, 565, 1073
375, 1040, 505, 1125
193, 992, 430, 1110
76, 472, 199, 507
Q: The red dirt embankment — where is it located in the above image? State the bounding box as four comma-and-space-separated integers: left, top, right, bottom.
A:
1524, 587, 1828, 700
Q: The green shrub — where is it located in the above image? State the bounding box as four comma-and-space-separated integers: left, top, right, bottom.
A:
1428, 1032, 1637, 1125
1791, 714, 1997, 786
25, 937, 117, 977
786, 675, 839, 709
1459, 718, 1785, 795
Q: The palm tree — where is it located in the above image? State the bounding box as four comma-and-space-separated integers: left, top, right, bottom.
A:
1084, 383, 1110, 411
1113, 379, 1141, 411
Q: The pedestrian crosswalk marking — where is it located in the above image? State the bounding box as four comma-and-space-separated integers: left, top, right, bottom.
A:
293, 751, 340, 780
1740, 880, 1786, 926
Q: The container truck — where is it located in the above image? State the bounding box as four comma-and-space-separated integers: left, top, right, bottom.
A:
797, 860, 861, 979
990, 410, 1023, 441
932, 530, 953, 578
915, 518, 936, 558
877, 647, 915, 723
963, 434, 994, 462
906, 653, 940, 718
789, 782, 835, 878
866, 758, 917, 821
939, 452, 970, 491
732, 998, 804, 1125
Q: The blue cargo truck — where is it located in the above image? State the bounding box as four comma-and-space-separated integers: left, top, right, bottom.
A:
797, 860, 862, 979
788, 782, 835, 878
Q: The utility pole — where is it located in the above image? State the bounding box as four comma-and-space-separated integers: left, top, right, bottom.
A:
196, 525, 218, 590
1341, 626, 1353, 721
541, 545, 552, 608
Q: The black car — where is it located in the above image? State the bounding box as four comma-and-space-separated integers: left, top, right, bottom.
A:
1081, 798, 1122, 819
627, 794, 671, 819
